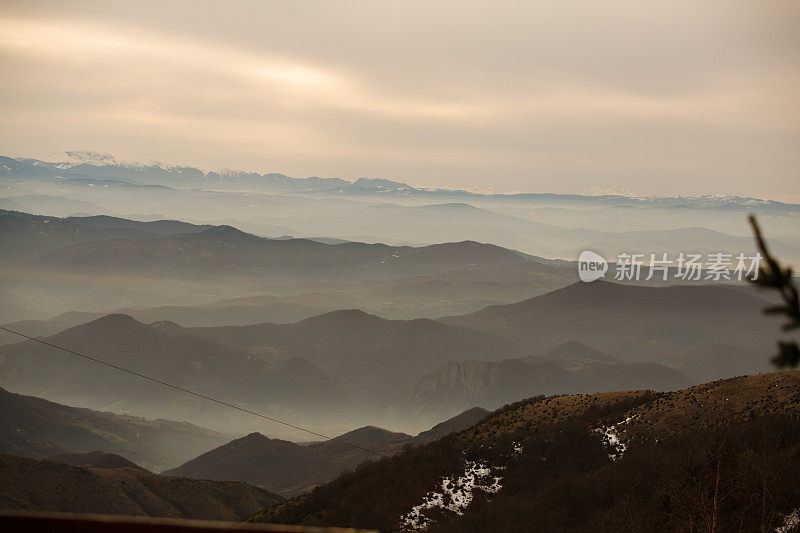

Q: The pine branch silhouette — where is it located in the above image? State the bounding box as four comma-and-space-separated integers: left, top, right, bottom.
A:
747, 214, 800, 368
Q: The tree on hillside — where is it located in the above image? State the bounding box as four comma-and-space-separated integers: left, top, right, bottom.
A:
748, 215, 800, 368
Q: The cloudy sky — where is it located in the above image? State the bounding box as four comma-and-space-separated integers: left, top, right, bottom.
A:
0, 1, 798, 200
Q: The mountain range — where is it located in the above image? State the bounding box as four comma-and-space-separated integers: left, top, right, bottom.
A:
0, 315, 341, 433
0, 209, 210, 263
187, 309, 519, 404
0, 378, 491, 500
1, 153, 798, 531
0, 279, 782, 434
31, 227, 552, 281
0, 208, 575, 322
3, 155, 799, 269
4, 155, 800, 211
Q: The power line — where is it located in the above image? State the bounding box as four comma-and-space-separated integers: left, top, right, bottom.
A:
0, 325, 388, 458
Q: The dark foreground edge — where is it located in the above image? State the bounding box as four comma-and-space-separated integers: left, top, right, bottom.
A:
0, 510, 377, 533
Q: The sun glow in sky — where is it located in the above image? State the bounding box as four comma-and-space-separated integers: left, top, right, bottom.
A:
0, 1, 798, 200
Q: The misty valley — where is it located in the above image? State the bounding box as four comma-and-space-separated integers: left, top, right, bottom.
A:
0, 155, 799, 532
1, 3, 800, 530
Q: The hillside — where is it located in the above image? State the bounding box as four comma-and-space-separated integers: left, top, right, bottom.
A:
529, 341, 693, 391
0, 311, 100, 347
441, 280, 775, 351
411, 407, 489, 446
439, 281, 780, 379
30, 221, 553, 281
166, 411, 487, 497
188, 310, 521, 402
0, 386, 228, 472
0, 209, 209, 262
0, 453, 282, 521
253, 371, 800, 532
164, 428, 410, 496
47, 450, 147, 471
0, 273, 573, 342
165, 427, 411, 496
164, 433, 328, 496
1, 281, 775, 436
391, 359, 578, 424
0, 314, 340, 432
1, 208, 573, 324
390, 342, 691, 424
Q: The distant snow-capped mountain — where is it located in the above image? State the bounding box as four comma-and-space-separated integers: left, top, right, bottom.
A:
0, 154, 797, 210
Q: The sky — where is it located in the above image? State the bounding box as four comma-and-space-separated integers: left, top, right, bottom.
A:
0, 1, 798, 200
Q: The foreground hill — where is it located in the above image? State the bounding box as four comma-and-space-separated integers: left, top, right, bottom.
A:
253, 371, 800, 532
0, 314, 339, 432
0, 453, 281, 521
0, 386, 227, 472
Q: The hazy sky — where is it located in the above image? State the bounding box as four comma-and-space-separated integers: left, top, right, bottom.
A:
1, 1, 798, 200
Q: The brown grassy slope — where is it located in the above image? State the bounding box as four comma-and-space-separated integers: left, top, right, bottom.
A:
461, 389, 653, 443
621, 370, 800, 439
462, 370, 800, 444
0, 454, 282, 521
250, 371, 800, 532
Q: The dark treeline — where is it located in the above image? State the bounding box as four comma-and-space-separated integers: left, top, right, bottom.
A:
439, 413, 800, 532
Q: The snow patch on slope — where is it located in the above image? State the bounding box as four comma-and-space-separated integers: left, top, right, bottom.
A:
400, 461, 503, 531
776, 507, 800, 533
595, 416, 636, 461
512, 441, 523, 456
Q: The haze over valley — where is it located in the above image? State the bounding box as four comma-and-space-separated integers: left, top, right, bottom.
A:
1, 153, 799, 531
1, 2, 799, 529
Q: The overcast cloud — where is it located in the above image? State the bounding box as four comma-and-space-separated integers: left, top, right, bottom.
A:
0, 1, 798, 199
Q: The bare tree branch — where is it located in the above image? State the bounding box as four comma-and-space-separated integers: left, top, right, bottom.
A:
747, 214, 800, 368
